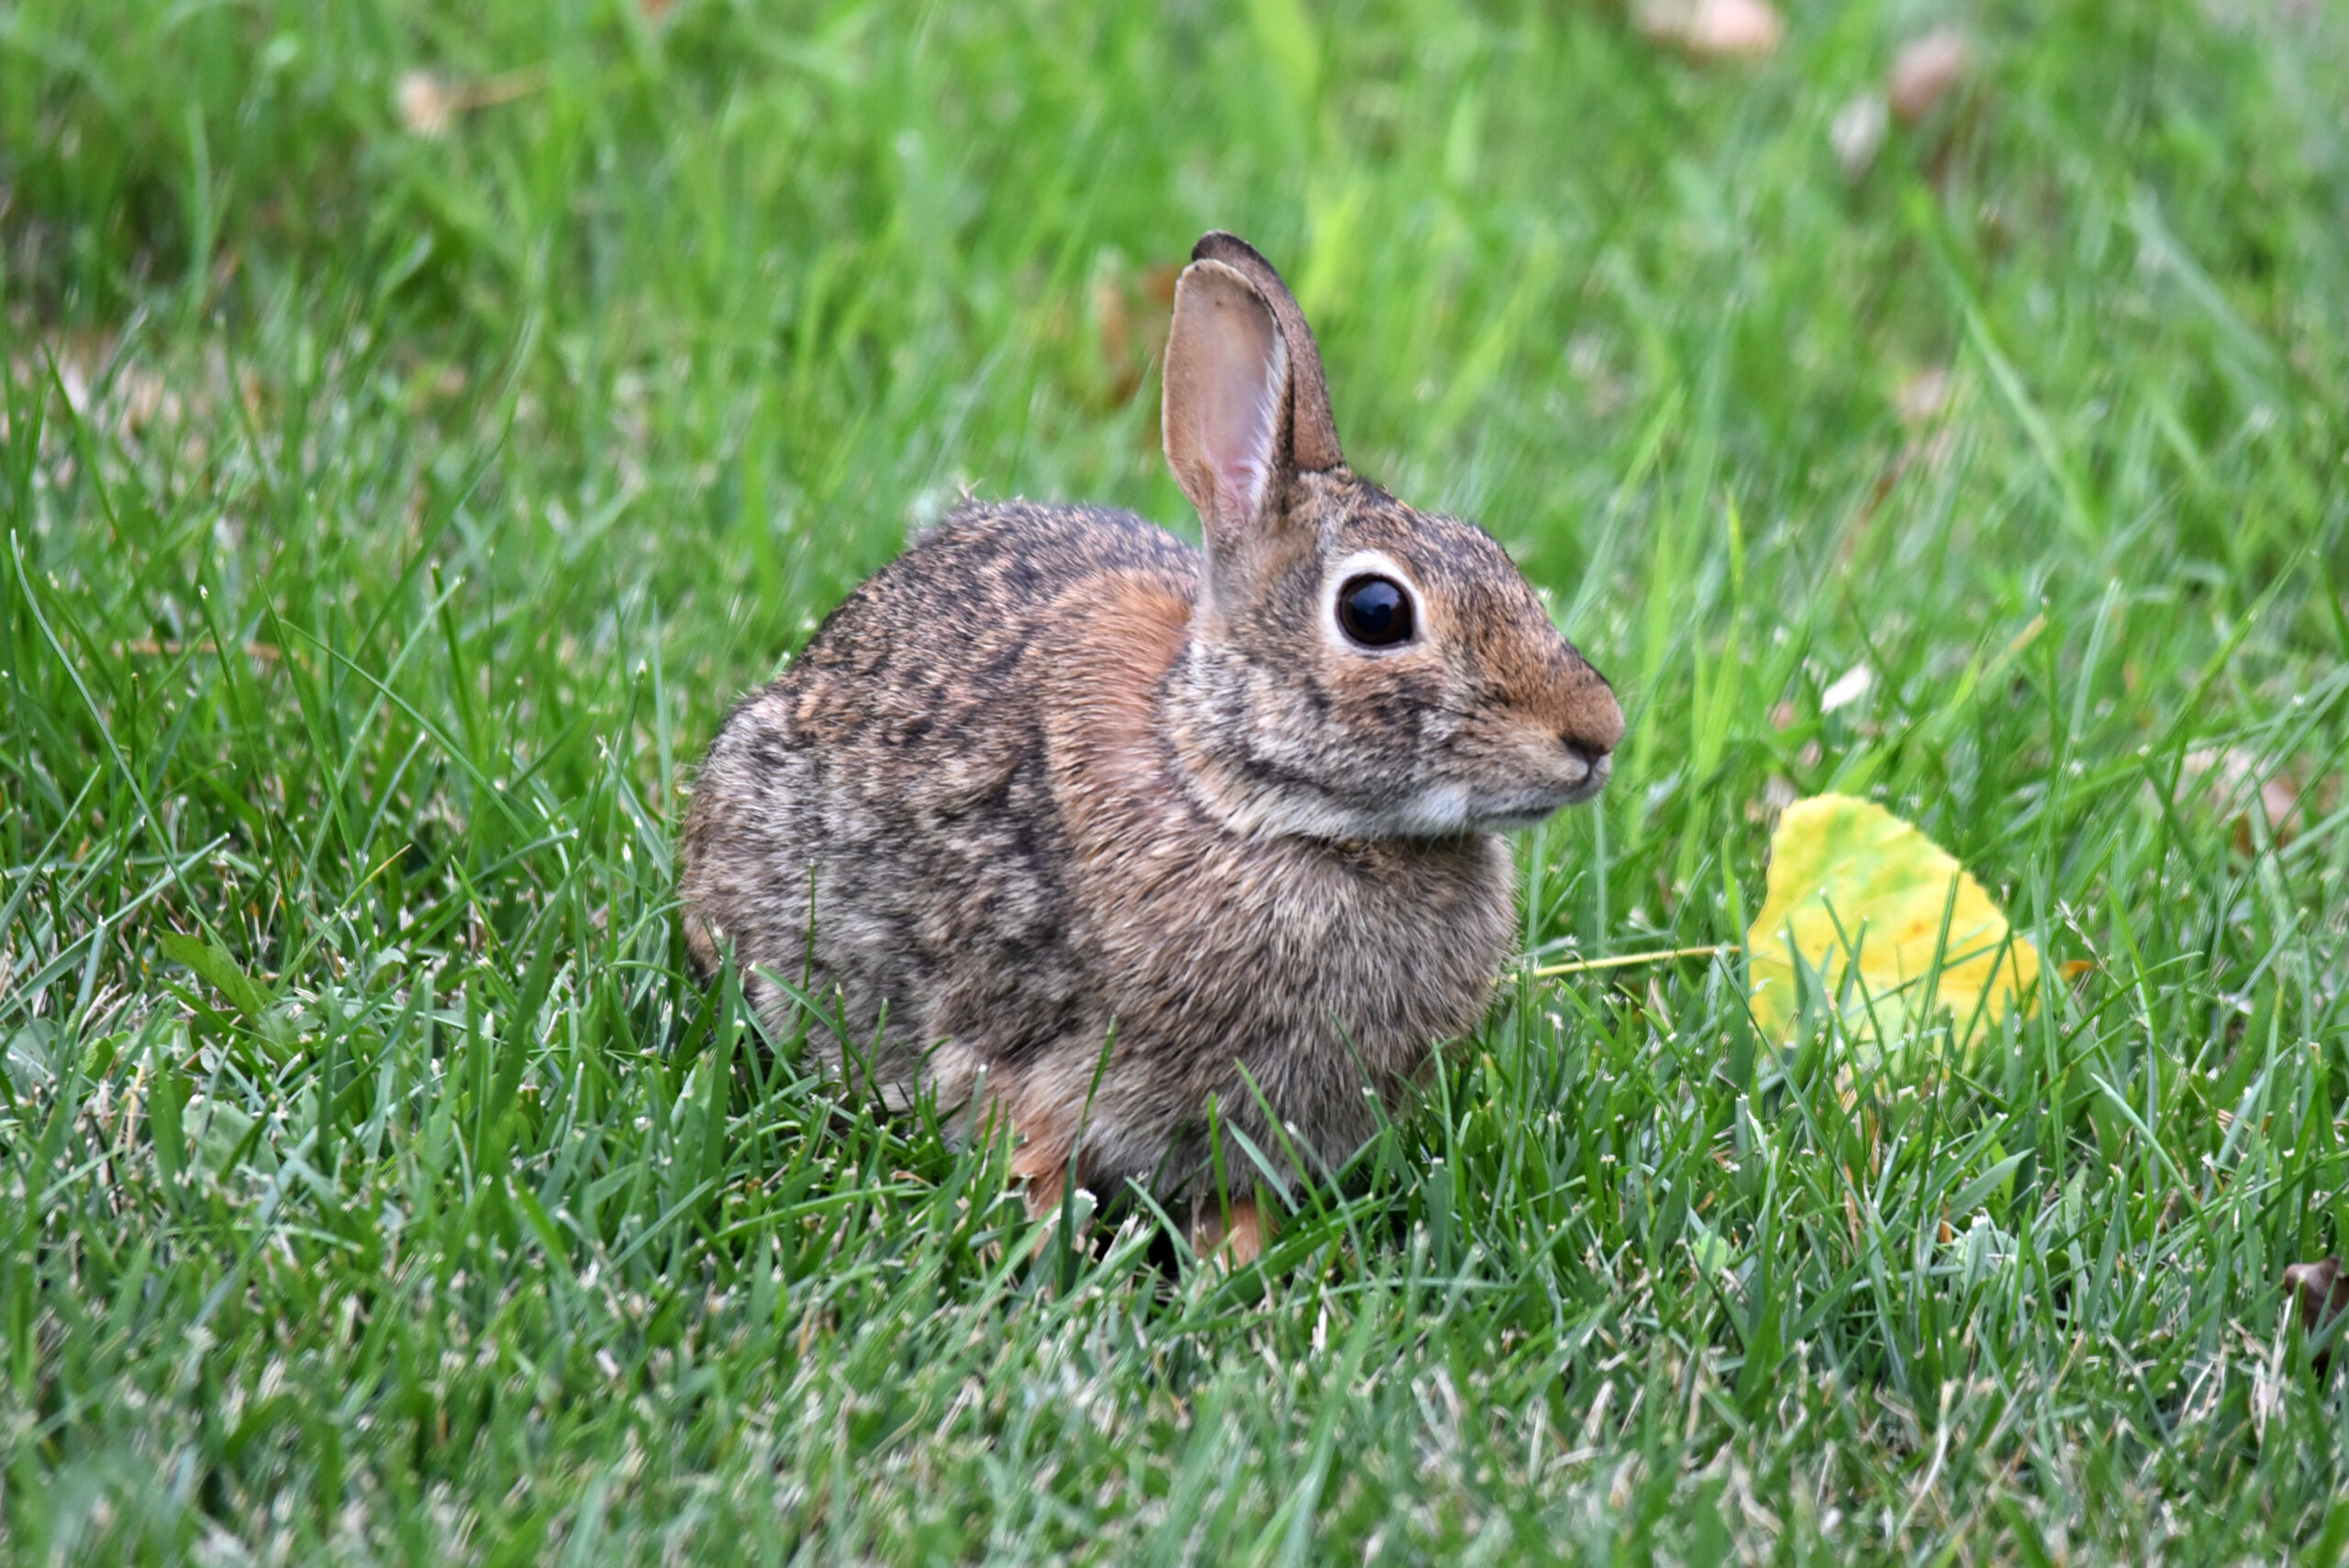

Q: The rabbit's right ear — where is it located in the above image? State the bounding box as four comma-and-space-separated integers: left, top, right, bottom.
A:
1163, 259, 1290, 546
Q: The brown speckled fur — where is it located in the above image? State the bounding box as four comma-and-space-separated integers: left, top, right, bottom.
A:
678, 234, 1622, 1253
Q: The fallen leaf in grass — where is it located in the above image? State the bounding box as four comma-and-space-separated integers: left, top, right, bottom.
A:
1831, 93, 1888, 181
1745, 794, 2039, 1055
395, 66, 547, 139
1894, 365, 1952, 426
1744, 773, 1798, 825
2285, 1258, 2349, 1374
1634, 0, 1783, 61
1888, 29, 1970, 125
1092, 269, 1140, 405
158, 931, 269, 1022
395, 72, 455, 138
1819, 662, 1873, 713
1687, 1212, 1735, 1276
1088, 256, 1175, 410
2176, 747, 2328, 851
1684, 0, 1783, 59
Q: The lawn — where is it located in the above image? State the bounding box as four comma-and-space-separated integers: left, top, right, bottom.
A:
5, 0, 2349, 1561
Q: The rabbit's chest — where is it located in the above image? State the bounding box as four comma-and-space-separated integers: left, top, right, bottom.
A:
1238, 833, 1518, 1051
1031, 576, 1520, 1070
1074, 808, 1519, 1079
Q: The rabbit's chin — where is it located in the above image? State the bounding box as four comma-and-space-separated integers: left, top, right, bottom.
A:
1219, 764, 1611, 842
1395, 757, 1615, 836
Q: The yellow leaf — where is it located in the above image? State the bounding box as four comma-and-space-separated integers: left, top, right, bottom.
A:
1744, 794, 2038, 1055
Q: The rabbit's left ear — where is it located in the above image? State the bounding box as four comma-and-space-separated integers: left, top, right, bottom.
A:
1187, 231, 1342, 473
1163, 233, 1344, 550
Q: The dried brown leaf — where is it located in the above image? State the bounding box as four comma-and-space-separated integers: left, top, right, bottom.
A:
1888, 30, 1970, 126
2176, 747, 2331, 852
395, 66, 547, 139
1894, 366, 1952, 426
1831, 94, 1888, 181
2285, 1257, 2349, 1374
1634, 0, 1784, 62
395, 72, 455, 139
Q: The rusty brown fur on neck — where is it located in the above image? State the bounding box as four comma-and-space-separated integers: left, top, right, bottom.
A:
677, 233, 1623, 1265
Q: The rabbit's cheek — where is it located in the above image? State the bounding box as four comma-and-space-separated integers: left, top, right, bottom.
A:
1394, 782, 1476, 836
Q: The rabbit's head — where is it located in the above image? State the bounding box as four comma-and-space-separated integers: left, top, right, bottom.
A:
1162, 232, 1623, 841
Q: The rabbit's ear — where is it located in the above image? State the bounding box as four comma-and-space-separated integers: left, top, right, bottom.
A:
1187, 232, 1341, 472
1163, 235, 1343, 548
1163, 259, 1289, 541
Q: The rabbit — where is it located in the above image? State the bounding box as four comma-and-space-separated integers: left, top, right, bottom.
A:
678, 232, 1622, 1264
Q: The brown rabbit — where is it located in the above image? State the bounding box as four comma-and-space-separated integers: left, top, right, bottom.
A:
679, 233, 1622, 1263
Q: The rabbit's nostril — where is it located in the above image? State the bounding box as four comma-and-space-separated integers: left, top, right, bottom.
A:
1563, 737, 1610, 771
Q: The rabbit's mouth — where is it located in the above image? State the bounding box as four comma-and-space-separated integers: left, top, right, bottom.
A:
1551, 750, 1614, 806
1389, 754, 1612, 836
1475, 751, 1615, 828
1173, 739, 1610, 841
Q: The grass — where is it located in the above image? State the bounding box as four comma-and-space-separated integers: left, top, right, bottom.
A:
4, 0, 2349, 1559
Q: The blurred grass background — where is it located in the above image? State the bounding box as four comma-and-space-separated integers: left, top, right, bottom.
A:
4, 0, 2349, 1561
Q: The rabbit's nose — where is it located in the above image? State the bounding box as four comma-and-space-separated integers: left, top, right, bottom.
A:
1556, 666, 1626, 758
1562, 737, 1614, 782
1563, 736, 1611, 771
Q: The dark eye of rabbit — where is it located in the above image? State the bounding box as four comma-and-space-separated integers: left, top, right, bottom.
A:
1336, 575, 1414, 648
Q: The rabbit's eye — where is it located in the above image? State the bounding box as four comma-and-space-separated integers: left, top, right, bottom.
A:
1337, 575, 1414, 648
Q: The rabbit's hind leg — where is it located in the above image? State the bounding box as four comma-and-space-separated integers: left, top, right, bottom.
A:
1003, 1082, 1082, 1230
1187, 1194, 1268, 1267
1013, 1145, 1071, 1218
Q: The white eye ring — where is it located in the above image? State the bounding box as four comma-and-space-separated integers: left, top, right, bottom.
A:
1322, 550, 1423, 652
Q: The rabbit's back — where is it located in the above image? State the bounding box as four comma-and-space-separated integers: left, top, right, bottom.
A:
678, 502, 1197, 1097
